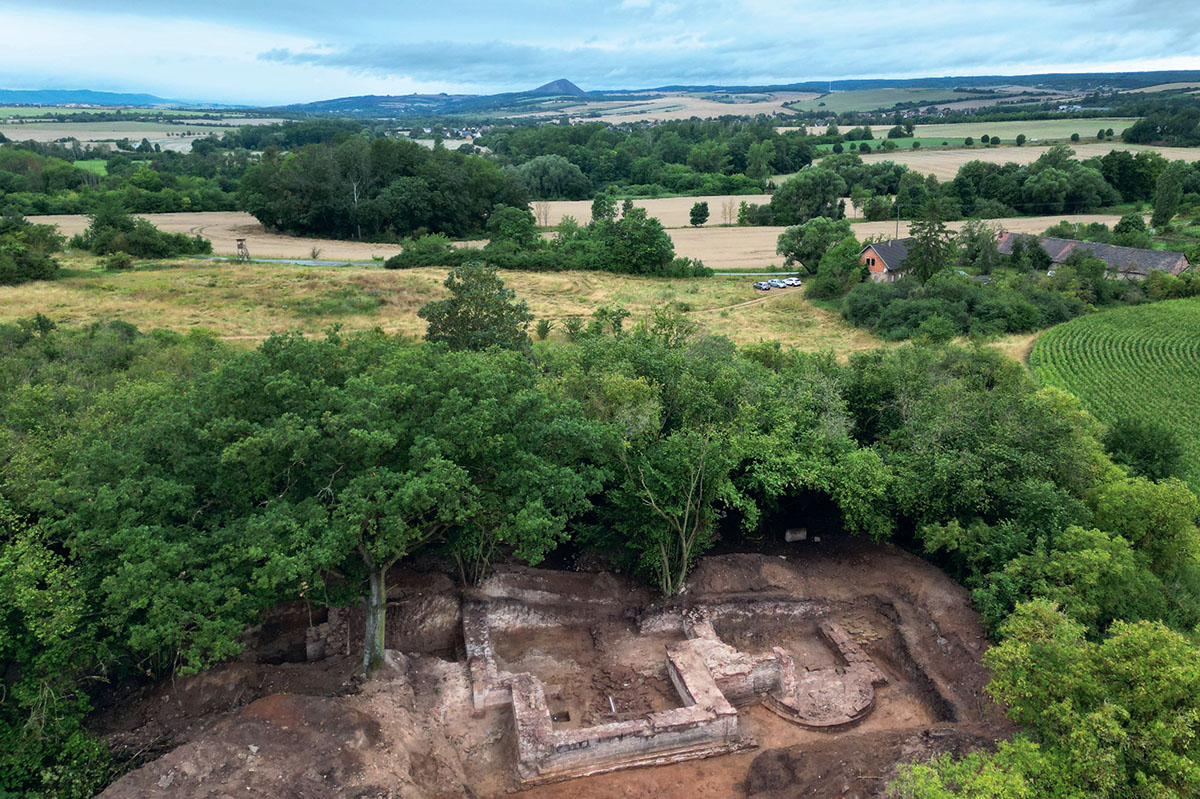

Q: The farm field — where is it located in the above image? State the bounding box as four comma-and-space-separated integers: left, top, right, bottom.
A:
510, 91, 820, 123
73, 159, 108, 175
782, 88, 1000, 113
851, 142, 1200, 180
537, 194, 772, 227
0, 258, 882, 356
0, 106, 251, 118
785, 118, 1135, 142
0, 117, 286, 151
1029, 298, 1200, 491
32, 209, 1136, 271
909, 118, 1135, 140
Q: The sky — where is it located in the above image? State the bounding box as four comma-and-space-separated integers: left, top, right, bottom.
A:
2, 0, 1199, 105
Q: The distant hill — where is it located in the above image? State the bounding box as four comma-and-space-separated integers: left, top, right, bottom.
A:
530, 79, 587, 97
278, 93, 475, 116
0, 88, 182, 107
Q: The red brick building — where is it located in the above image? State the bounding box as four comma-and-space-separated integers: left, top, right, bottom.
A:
859, 238, 913, 283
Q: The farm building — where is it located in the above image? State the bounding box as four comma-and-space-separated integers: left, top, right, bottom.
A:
859, 238, 914, 282
997, 233, 1192, 279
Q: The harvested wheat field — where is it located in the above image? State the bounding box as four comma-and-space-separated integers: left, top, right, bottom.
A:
536, 194, 771, 227
32, 209, 1142, 273
33, 212, 421, 261
551, 91, 818, 123
855, 142, 1200, 180
0, 258, 882, 356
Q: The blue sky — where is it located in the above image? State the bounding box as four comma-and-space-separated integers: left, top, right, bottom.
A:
2, 0, 1198, 105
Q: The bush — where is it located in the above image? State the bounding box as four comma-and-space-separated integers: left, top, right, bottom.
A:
104, 252, 134, 270
1104, 416, 1186, 481
0, 214, 62, 285
73, 205, 211, 258
842, 273, 1088, 340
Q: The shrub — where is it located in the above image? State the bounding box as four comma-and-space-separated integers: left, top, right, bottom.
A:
104, 252, 134, 270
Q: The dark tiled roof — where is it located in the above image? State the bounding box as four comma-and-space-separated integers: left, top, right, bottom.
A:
861, 237, 914, 272
996, 232, 1191, 276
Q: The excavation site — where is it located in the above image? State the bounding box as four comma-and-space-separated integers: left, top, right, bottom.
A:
94, 538, 1012, 799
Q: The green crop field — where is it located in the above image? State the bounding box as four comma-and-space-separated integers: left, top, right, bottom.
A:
913, 118, 1137, 141
1030, 298, 1200, 490
73, 159, 108, 175
785, 88, 987, 113
816, 136, 970, 152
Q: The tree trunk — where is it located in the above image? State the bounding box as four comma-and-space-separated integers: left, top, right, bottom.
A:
362, 566, 387, 675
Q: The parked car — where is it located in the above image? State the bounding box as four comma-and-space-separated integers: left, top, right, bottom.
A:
753, 281, 770, 290
783, 277, 802, 287
768, 278, 788, 288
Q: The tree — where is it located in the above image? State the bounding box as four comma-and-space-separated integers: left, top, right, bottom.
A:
1071, 132, 1081, 142
621, 427, 740, 595
985, 601, 1200, 798
515, 154, 591, 200
1091, 476, 1200, 574
745, 140, 776, 181
689, 201, 710, 227
591, 193, 617, 222
805, 235, 865, 299
1016, 133, 1027, 146
902, 202, 955, 284
486, 204, 540, 250
1103, 415, 1185, 481
769, 167, 847, 225
776, 216, 853, 273
418, 263, 533, 352
956, 219, 1002, 274
1152, 161, 1186, 228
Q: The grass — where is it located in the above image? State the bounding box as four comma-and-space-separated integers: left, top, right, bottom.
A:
74, 159, 108, 176
911, 118, 1136, 141
817, 137, 973, 153
0, 255, 883, 358
1029, 298, 1200, 491
785, 88, 984, 114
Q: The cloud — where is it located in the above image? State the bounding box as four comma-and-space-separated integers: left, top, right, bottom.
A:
1, 0, 1198, 102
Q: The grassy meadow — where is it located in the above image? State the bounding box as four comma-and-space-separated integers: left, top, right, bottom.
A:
0, 256, 883, 357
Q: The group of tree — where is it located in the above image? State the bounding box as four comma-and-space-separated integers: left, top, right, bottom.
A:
778, 199, 1195, 341
737, 147, 1200, 228
477, 118, 814, 197
238, 136, 528, 239
384, 198, 710, 277
0, 141, 243, 216
0, 213, 62, 285
69, 203, 212, 261
3, 277, 1198, 795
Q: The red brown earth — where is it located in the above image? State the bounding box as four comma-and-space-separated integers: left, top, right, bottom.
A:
93, 538, 1013, 798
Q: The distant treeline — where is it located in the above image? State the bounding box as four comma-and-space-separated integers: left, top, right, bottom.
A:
736, 146, 1200, 226
477, 119, 814, 197
238, 136, 527, 239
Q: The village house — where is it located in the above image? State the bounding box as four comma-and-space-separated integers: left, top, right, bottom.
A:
859, 238, 914, 282
996, 233, 1192, 279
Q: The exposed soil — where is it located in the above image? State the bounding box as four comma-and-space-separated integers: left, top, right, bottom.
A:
92, 538, 1013, 799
